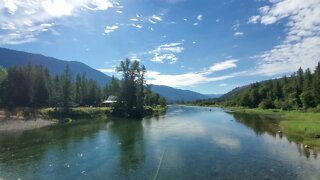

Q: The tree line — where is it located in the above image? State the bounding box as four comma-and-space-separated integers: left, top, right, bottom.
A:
219, 62, 320, 110
0, 60, 166, 116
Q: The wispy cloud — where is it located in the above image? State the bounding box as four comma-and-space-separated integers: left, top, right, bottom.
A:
206, 59, 238, 73
0, 0, 117, 45
146, 59, 239, 87
247, 15, 260, 24
146, 71, 234, 87
98, 67, 116, 73
149, 42, 185, 64
193, 14, 203, 26
249, 0, 320, 76
104, 25, 119, 34
234, 32, 244, 36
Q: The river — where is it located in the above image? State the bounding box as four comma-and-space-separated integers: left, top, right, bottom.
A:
0, 105, 319, 179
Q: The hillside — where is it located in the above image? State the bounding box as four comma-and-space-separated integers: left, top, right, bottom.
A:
0, 47, 111, 86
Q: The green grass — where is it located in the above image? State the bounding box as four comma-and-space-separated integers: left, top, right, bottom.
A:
144, 105, 168, 115
40, 107, 112, 120
226, 107, 320, 149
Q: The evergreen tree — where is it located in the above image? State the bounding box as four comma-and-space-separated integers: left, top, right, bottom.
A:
61, 65, 73, 113
0, 66, 7, 107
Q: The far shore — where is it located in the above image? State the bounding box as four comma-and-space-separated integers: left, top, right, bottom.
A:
0, 118, 56, 132
0, 105, 167, 132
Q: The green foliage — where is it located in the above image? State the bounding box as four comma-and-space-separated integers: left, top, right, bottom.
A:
220, 62, 320, 111
0, 64, 104, 111
112, 59, 166, 118
0, 66, 7, 107
258, 99, 274, 109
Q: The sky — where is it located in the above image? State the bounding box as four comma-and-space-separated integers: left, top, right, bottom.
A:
0, 0, 320, 94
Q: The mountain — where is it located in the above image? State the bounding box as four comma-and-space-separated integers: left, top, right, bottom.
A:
218, 85, 249, 101
0, 47, 212, 102
205, 94, 222, 99
150, 85, 211, 102
0, 47, 111, 86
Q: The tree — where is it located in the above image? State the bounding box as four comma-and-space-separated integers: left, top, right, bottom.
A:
300, 91, 314, 109
258, 99, 274, 109
104, 75, 120, 98
313, 62, 320, 105
5, 66, 33, 108
61, 65, 73, 113
240, 92, 251, 107
0, 66, 7, 107
115, 59, 141, 117
75, 74, 83, 106
32, 66, 50, 107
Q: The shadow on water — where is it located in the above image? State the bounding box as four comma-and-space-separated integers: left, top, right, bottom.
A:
231, 112, 319, 159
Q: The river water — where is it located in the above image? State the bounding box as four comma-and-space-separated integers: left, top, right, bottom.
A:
0, 105, 319, 179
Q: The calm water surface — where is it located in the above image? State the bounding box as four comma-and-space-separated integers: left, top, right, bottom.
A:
0, 106, 320, 179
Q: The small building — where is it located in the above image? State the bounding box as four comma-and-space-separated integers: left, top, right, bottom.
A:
102, 96, 117, 107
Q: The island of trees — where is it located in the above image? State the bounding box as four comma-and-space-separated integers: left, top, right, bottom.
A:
0, 59, 166, 119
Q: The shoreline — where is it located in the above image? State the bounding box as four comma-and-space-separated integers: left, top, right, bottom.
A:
0, 118, 57, 132
220, 106, 320, 150
0, 106, 167, 132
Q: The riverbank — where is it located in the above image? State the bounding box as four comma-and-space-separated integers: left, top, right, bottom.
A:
0, 109, 56, 132
225, 107, 320, 149
0, 106, 167, 132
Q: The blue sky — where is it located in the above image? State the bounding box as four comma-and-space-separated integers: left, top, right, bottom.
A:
0, 0, 319, 94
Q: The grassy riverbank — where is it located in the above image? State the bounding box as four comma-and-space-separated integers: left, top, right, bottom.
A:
0, 105, 167, 132
226, 107, 320, 149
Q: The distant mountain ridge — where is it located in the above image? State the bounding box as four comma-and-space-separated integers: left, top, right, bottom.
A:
150, 85, 217, 102
0, 47, 111, 86
0, 47, 214, 102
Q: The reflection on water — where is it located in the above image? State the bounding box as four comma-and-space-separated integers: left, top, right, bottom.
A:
107, 119, 145, 174
0, 106, 320, 179
232, 112, 319, 159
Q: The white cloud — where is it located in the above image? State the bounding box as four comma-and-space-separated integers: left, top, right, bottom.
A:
131, 24, 143, 29
98, 68, 116, 73
146, 70, 234, 87
104, 25, 119, 34
115, 10, 122, 13
148, 19, 157, 24
146, 59, 239, 87
234, 32, 244, 36
202, 59, 239, 75
149, 42, 184, 64
193, 14, 203, 26
248, 15, 260, 24
249, 0, 320, 75
0, 0, 117, 44
130, 18, 139, 22
232, 22, 240, 31
151, 15, 162, 21
130, 54, 141, 61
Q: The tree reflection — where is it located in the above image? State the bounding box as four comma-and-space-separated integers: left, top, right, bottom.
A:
107, 118, 145, 174
231, 112, 318, 158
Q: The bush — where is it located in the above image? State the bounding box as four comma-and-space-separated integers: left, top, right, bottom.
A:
258, 99, 274, 109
